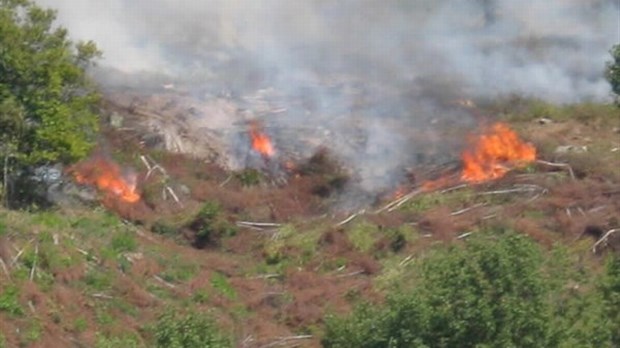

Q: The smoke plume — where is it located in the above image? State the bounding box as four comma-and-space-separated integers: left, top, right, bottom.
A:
34, 0, 620, 200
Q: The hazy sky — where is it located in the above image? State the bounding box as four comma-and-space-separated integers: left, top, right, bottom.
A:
35, 0, 619, 102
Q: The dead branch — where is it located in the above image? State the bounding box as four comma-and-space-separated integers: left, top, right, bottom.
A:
141, 155, 168, 179
92, 293, 114, 300
536, 159, 575, 180
165, 186, 182, 206
335, 209, 365, 227
440, 183, 468, 194
219, 174, 233, 187
153, 275, 176, 289
335, 270, 364, 278
11, 238, 33, 266
457, 232, 473, 239
376, 192, 411, 213
259, 335, 313, 348
478, 184, 544, 196
141, 155, 183, 207
235, 223, 268, 231
237, 221, 282, 228
592, 228, 620, 253
450, 203, 486, 216
251, 273, 282, 280
588, 205, 607, 214
376, 188, 424, 213
75, 247, 99, 262
241, 335, 255, 348
0, 258, 11, 281
399, 254, 414, 266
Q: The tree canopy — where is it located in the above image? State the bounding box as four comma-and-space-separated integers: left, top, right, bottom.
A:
606, 44, 620, 104
0, 0, 100, 166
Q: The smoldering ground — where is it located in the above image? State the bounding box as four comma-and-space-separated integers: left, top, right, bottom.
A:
34, 0, 620, 202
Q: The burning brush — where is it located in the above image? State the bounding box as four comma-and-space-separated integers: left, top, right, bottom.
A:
69, 156, 140, 204
460, 123, 536, 183
384, 122, 538, 210
249, 120, 276, 159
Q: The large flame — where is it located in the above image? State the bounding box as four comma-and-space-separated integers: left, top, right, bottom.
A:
71, 157, 140, 203
249, 121, 275, 157
460, 123, 536, 183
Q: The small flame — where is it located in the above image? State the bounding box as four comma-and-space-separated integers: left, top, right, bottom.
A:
461, 123, 536, 183
249, 121, 275, 157
71, 157, 140, 203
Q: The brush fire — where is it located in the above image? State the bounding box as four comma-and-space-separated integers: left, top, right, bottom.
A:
249, 121, 275, 158
70, 157, 140, 204
460, 123, 537, 183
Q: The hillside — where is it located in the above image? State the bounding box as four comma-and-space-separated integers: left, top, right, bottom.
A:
0, 97, 619, 347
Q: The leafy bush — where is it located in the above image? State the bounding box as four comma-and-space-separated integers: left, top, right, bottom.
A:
0, 286, 23, 316
323, 231, 619, 348
600, 257, 620, 345
188, 201, 236, 248
235, 168, 262, 187
95, 333, 141, 348
153, 311, 231, 348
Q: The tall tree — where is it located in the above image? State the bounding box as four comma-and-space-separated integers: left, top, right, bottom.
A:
0, 0, 100, 203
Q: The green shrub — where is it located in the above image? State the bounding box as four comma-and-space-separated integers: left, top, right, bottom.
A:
109, 231, 137, 254
151, 221, 178, 237
153, 311, 231, 348
324, 231, 553, 347
188, 201, 236, 248
324, 231, 620, 348
95, 333, 142, 348
235, 168, 262, 187
0, 286, 23, 316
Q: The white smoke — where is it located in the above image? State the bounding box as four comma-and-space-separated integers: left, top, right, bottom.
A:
36, 0, 618, 102
34, 0, 620, 199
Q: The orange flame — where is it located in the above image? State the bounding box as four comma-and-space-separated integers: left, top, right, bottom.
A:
461, 123, 536, 183
249, 122, 275, 157
71, 157, 140, 203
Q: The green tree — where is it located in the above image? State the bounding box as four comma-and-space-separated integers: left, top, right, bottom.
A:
0, 0, 100, 202
606, 44, 620, 104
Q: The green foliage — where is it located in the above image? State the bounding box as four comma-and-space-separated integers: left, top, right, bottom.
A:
600, 257, 620, 345
95, 333, 142, 348
324, 231, 615, 348
109, 231, 137, 254
189, 201, 236, 248
606, 44, 620, 104
153, 310, 231, 348
235, 168, 262, 187
347, 221, 377, 252
210, 272, 237, 300
0, 0, 100, 170
73, 317, 88, 333
0, 285, 23, 316
151, 221, 178, 237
